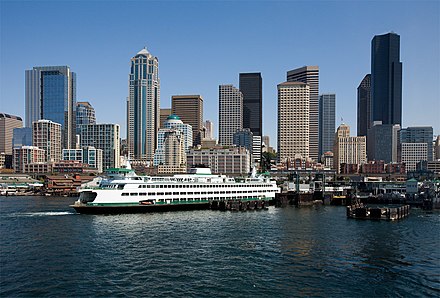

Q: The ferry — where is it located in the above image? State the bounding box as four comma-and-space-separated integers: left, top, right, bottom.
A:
72, 166, 280, 214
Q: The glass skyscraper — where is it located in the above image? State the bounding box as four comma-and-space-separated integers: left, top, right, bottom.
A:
127, 48, 160, 161
25, 66, 77, 149
239, 73, 262, 137
371, 32, 402, 126
357, 74, 371, 136
76, 102, 96, 135
318, 94, 335, 157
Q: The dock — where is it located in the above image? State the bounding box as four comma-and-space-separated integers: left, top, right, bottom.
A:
346, 203, 410, 220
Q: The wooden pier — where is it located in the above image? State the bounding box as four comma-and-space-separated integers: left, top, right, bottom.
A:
347, 203, 410, 220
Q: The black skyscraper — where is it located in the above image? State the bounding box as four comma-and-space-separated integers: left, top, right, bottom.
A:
239, 73, 262, 136
357, 74, 371, 136
371, 32, 402, 126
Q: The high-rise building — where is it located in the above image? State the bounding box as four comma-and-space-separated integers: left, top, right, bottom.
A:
357, 74, 371, 136
161, 130, 186, 173
25, 66, 77, 149
399, 126, 434, 161
371, 32, 402, 126
160, 108, 172, 129
80, 124, 120, 169
401, 143, 428, 172
277, 81, 310, 164
333, 124, 367, 173
13, 146, 45, 173
32, 120, 62, 162
219, 85, 243, 146
0, 113, 23, 155
233, 128, 253, 155
76, 102, 96, 134
318, 94, 335, 157
367, 123, 400, 162
287, 66, 319, 161
239, 73, 262, 136
13, 127, 32, 149
171, 95, 203, 146
127, 48, 160, 161
204, 120, 214, 140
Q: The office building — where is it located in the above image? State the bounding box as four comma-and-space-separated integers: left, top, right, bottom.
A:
318, 94, 335, 157
204, 120, 214, 140
76, 102, 96, 134
233, 129, 253, 155
25, 66, 76, 149
239, 72, 262, 136
157, 130, 187, 174
287, 66, 319, 161
187, 147, 250, 175
333, 124, 367, 173
401, 143, 428, 172
435, 136, 440, 160
172, 95, 203, 146
153, 115, 192, 166
277, 81, 310, 164
160, 108, 171, 129
371, 32, 402, 126
367, 123, 400, 162
219, 85, 243, 146
80, 123, 120, 169
127, 48, 160, 161
399, 126, 434, 161
13, 127, 32, 149
13, 146, 45, 173
63, 146, 103, 173
32, 120, 62, 162
357, 74, 371, 136
0, 113, 23, 156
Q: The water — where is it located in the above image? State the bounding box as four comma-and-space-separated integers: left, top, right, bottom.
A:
1, 196, 439, 297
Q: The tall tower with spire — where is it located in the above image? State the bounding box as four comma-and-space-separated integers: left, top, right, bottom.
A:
127, 48, 160, 161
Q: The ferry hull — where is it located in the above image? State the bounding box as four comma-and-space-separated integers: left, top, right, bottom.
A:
72, 203, 211, 214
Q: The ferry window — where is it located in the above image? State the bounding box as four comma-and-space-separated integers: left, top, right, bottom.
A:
138, 186, 142, 188
157, 192, 164, 195
159, 199, 164, 202
188, 192, 193, 195
173, 199, 179, 202
173, 192, 179, 195
121, 193, 129, 196
165, 192, 171, 195
180, 198, 186, 201
181, 192, 187, 195
139, 192, 147, 196
130, 193, 138, 196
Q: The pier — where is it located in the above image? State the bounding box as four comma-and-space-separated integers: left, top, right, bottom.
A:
346, 203, 410, 220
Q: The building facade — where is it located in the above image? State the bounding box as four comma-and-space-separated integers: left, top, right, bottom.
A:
318, 93, 335, 157
333, 124, 367, 173
157, 130, 187, 174
80, 124, 120, 169
127, 48, 160, 161
277, 81, 310, 164
160, 108, 171, 129
32, 120, 62, 163
367, 123, 400, 162
357, 74, 371, 136
13, 146, 45, 173
287, 66, 319, 161
13, 127, 32, 149
399, 126, 434, 161
25, 66, 76, 149
239, 72, 262, 137
0, 113, 23, 156
171, 95, 203, 146
371, 32, 402, 126
219, 85, 243, 146
76, 102, 96, 135
401, 143, 428, 172
204, 120, 214, 140
63, 146, 103, 173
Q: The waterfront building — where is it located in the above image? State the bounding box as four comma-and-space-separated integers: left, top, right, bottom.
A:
277, 81, 310, 164
32, 120, 62, 163
160, 108, 171, 129
318, 94, 335, 157
333, 124, 366, 174
187, 147, 251, 175
357, 74, 371, 136
367, 122, 400, 163
13, 146, 45, 173
172, 95, 203, 146
25, 66, 77, 149
239, 73, 262, 136
63, 146, 103, 173
401, 143, 428, 172
204, 120, 214, 140
219, 85, 243, 146
153, 115, 192, 166
287, 66, 319, 161
371, 32, 402, 126
76, 102, 96, 135
0, 113, 23, 168
79, 124, 120, 169
127, 48, 160, 161
399, 126, 434, 161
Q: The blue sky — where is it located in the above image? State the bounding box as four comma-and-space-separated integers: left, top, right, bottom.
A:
1, 0, 439, 146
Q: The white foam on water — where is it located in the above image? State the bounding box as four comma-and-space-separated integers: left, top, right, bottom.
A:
17, 211, 75, 217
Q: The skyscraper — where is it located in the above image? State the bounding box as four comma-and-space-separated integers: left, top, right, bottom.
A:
277, 81, 310, 163
171, 95, 203, 146
399, 126, 434, 161
218, 85, 243, 146
318, 94, 336, 157
287, 66, 319, 161
371, 32, 402, 126
367, 123, 400, 162
204, 120, 214, 140
0, 113, 22, 155
32, 119, 62, 162
25, 66, 77, 149
239, 73, 262, 137
76, 102, 96, 134
160, 108, 171, 129
127, 48, 160, 161
357, 74, 371, 136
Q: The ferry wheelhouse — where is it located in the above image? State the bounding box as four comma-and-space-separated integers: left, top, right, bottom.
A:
72, 167, 280, 214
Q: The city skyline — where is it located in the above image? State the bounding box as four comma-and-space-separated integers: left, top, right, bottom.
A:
1, 1, 439, 146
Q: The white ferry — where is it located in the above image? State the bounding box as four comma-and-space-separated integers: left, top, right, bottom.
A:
72, 166, 280, 214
